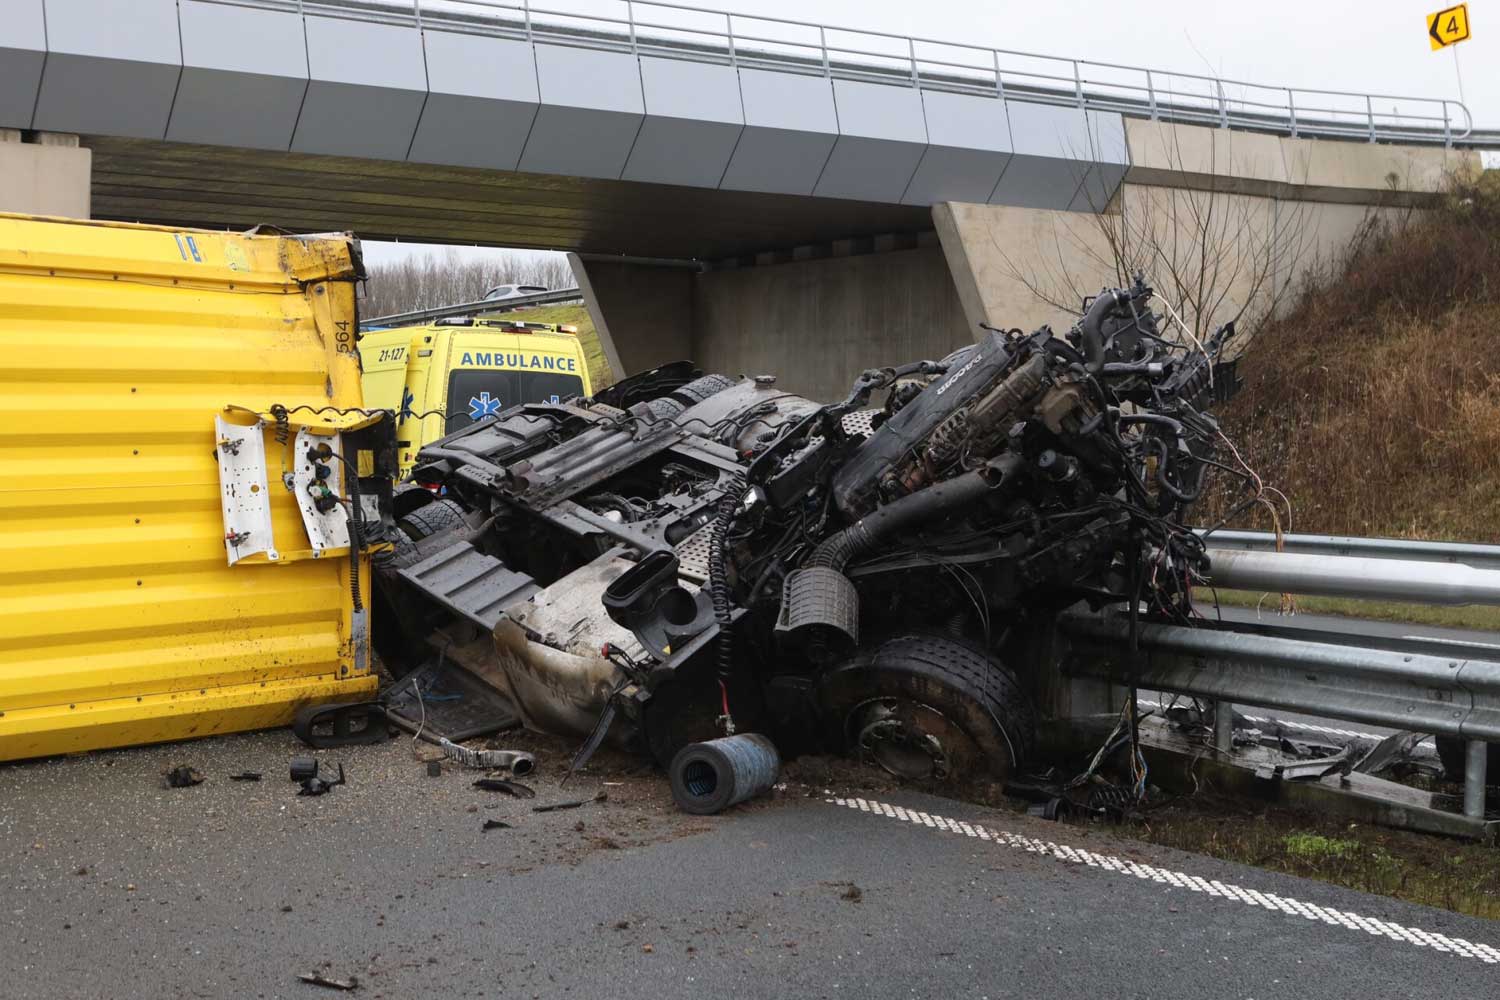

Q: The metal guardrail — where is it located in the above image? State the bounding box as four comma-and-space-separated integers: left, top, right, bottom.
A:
1062, 613, 1500, 744
218, 0, 1483, 148
362, 286, 583, 329
1197, 529, 1500, 573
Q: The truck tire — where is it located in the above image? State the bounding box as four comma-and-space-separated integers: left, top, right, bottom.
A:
642, 396, 685, 422
671, 374, 737, 407
391, 482, 436, 521
397, 499, 467, 542
1435, 736, 1500, 783
818, 634, 1036, 785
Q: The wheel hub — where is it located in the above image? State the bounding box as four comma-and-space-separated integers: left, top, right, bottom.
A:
852, 699, 958, 781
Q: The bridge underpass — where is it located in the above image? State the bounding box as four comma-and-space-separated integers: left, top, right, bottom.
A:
1, 0, 1489, 398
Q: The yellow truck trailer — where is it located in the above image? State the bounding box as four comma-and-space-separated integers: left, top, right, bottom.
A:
0, 214, 393, 762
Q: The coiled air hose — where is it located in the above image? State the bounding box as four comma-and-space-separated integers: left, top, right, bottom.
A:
708, 473, 747, 729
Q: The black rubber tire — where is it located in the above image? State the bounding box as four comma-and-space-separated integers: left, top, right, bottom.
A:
818, 633, 1037, 784
397, 498, 467, 542
670, 373, 737, 407
642, 396, 685, 422
391, 482, 437, 521
1435, 736, 1500, 783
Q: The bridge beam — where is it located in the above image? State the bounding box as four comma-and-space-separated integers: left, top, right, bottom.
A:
0, 131, 90, 218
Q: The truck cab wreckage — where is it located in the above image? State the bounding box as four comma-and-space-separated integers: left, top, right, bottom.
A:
373, 279, 1254, 798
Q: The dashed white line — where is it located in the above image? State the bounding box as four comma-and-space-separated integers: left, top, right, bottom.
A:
827, 796, 1500, 965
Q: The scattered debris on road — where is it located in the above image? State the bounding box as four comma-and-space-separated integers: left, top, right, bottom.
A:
296, 971, 359, 991
162, 766, 203, 788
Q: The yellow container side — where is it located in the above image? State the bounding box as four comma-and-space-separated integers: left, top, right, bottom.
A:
0, 214, 378, 762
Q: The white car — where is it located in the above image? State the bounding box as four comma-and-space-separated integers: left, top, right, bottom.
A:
483, 283, 549, 301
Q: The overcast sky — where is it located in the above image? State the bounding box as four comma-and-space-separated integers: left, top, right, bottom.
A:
365, 0, 1495, 267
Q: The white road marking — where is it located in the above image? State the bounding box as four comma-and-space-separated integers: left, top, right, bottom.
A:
827, 796, 1500, 965
1402, 635, 1500, 652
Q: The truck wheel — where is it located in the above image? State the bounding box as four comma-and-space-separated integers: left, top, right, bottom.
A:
1435, 736, 1500, 783
642, 397, 685, 422
818, 634, 1036, 785
671, 374, 737, 407
398, 499, 467, 542
391, 483, 437, 521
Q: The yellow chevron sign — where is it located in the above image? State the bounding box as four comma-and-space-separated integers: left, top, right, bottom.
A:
1428, 3, 1471, 49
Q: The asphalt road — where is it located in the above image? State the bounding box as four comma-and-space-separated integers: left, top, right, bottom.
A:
3, 728, 1496, 999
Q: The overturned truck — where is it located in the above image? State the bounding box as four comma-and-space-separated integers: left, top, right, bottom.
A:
374, 280, 1243, 786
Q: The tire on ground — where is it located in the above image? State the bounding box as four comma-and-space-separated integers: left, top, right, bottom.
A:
817, 633, 1037, 784
670, 373, 737, 407
1434, 736, 1500, 783
397, 498, 467, 542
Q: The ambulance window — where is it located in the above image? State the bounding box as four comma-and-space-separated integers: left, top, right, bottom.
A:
515, 371, 584, 407
445, 370, 519, 433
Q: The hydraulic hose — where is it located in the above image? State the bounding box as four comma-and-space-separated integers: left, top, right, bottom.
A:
808, 457, 1018, 573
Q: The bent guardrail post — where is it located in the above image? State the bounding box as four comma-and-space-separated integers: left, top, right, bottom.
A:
1060, 613, 1499, 817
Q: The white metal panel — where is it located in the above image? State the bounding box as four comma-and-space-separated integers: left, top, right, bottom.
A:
34, 0, 181, 139
293, 15, 427, 160
170, 1, 308, 150
215, 417, 276, 567
0, 1, 46, 128
293, 428, 350, 556
409, 30, 540, 169
519, 45, 644, 180
721, 69, 839, 196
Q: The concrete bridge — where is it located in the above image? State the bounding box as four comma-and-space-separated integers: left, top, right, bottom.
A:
2, 0, 1491, 398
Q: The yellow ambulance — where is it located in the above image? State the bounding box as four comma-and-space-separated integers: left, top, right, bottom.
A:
359, 318, 594, 475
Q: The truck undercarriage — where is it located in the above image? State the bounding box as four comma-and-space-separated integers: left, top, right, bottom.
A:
373, 280, 1245, 788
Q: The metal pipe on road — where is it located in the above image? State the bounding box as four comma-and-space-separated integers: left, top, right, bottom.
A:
1204, 547, 1500, 606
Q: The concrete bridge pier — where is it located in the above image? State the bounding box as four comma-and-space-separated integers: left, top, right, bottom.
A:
0, 131, 90, 217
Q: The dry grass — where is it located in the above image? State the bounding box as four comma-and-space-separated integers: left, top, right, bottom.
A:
1203, 172, 1500, 542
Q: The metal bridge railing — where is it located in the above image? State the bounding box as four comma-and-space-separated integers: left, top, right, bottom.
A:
214, 0, 1479, 147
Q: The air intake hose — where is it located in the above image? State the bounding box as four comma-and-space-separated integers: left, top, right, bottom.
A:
778, 456, 1019, 661
1078, 288, 1131, 375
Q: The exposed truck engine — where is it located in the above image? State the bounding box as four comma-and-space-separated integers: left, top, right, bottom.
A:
374, 280, 1244, 786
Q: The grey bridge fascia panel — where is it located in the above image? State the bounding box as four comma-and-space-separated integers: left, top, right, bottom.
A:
293, 14, 428, 161
519, 44, 645, 181
171, 1, 308, 151
623, 55, 744, 189
0, 1, 47, 129
27, 3, 1131, 212
409, 29, 540, 171
34, 0, 182, 140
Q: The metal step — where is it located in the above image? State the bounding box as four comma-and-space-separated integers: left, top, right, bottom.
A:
397, 539, 538, 631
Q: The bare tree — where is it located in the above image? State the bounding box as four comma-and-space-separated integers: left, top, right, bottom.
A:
997, 125, 1321, 351
360, 248, 575, 318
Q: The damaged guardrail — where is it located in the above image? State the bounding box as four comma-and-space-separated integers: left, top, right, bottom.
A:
1203, 547, 1500, 605
1060, 614, 1500, 744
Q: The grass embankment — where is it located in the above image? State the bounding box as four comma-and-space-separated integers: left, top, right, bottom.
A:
1195, 588, 1500, 631
1203, 172, 1500, 543
1111, 793, 1500, 919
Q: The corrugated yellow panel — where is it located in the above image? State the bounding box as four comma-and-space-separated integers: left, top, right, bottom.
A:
0, 214, 377, 761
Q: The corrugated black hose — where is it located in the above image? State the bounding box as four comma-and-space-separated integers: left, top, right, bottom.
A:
709, 474, 747, 721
